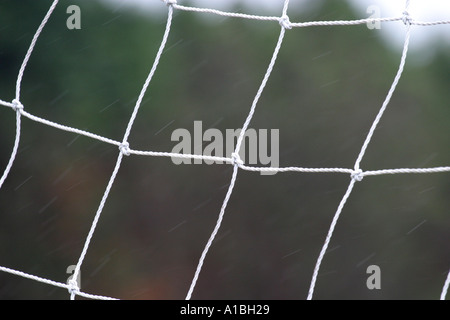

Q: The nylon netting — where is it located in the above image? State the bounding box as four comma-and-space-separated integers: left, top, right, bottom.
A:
0, 0, 449, 300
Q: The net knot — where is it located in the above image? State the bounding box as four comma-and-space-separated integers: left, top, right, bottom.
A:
67, 278, 80, 295
402, 11, 412, 25
351, 169, 364, 182
119, 142, 131, 156
11, 99, 24, 112
161, 0, 177, 6
279, 15, 292, 30
231, 152, 244, 167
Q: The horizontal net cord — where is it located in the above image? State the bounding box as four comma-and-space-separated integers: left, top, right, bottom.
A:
240, 165, 450, 176
172, 2, 280, 22
169, 2, 450, 29
290, 16, 402, 28
21, 109, 122, 147
2, 101, 449, 177
0, 99, 14, 108
0, 266, 117, 300
290, 18, 450, 28
413, 19, 450, 26
130, 149, 231, 163
363, 166, 450, 176
3, 103, 448, 174
2, 103, 450, 176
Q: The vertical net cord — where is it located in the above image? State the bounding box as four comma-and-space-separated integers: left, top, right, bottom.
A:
185, 0, 291, 301
354, 1, 411, 173
0, 109, 21, 190
15, 0, 59, 101
68, 6, 174, 300
184, 165, 239, 300
234, 0, 289, 153
121, 6, 173, 145
441, 269, 450, 300
0, 0, 59, 192
307, 8, 412, 300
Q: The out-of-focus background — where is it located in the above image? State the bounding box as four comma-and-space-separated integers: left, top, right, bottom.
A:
0, 0, 449, 299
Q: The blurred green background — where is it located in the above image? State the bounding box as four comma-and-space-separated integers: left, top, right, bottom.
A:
0, 0, 449, 299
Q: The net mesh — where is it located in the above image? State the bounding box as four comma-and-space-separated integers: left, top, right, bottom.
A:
0, 0, 449, 300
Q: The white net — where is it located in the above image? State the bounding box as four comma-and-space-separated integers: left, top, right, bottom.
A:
0, 0, 449, 300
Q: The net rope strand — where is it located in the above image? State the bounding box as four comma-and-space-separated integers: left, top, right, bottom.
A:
0, 0, 59, 191
185, 0, 291, 301
69, 4, 175, 300
0, 266, 117, 300
307, 1, 412, 300
441, 269, 450, 300
166, 1, 450, 27
0, 0, 449, 300
15, 0, 59, 101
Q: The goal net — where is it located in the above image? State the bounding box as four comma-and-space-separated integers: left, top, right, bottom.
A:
0, 0, 449, 300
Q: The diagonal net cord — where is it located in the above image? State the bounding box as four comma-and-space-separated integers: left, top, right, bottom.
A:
68, 5, 175, 300
306, 4, 412, 300
185, 0, 292, 301
0, 0, 114, 300
441, 269, 450, 300
0, 104, 21, 191
0, 0, 59, 191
